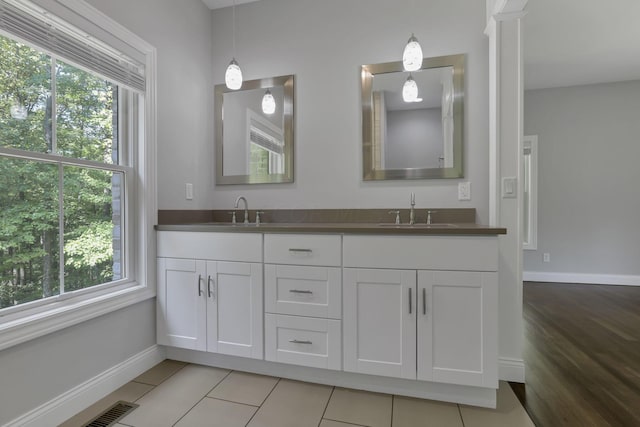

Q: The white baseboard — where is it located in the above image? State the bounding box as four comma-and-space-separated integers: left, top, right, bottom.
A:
499, 357, 525, 383
6, 345, 165, 427
523, 271, 640, 287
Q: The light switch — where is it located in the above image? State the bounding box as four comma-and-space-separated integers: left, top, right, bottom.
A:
185, 183, 193, 200
502, 177, 517, 199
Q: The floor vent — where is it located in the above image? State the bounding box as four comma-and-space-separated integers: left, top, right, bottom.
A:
82, 401, 139, 427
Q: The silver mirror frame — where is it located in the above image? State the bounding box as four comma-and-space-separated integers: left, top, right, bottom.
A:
362, 54, 464, 180
215, 74, 294, 185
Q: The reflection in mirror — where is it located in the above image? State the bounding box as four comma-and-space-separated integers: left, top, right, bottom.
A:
362, 54, 464, 180
215, 75, 294, 185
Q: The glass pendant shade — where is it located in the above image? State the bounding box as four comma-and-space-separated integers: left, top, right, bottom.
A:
402, 74, 419, 103
402, 33, 423, 72
262, 89, 276, 115
225, 58, 243, 90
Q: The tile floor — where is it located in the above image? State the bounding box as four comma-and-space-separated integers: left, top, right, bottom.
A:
60, 360, 535, 427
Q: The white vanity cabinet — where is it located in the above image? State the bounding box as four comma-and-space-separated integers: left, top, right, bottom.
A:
343, 235, 498, 388
157, 231, 263, 359
264, 234, 343, 370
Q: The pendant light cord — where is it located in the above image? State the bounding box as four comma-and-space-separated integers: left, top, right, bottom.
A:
232, 0, 236, 58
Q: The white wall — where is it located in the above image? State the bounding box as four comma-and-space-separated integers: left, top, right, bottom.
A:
206, 0, 490, 222
524, 80, 640, 278
0, 299, 156, 425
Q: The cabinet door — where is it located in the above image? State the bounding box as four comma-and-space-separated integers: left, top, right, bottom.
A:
343, 268, 416, 379
157, 258, 207, 351
417, 271, 498, 388
207, 261, 264, 359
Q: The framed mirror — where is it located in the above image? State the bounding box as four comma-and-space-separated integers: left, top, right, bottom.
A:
362, 54, 464, 180
215, 75, 294, 185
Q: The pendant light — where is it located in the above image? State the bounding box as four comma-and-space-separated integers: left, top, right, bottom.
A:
262, 89, 276, 115
402, 74, 419, 103
225, 0, 243, 90
402, 33, 423, 72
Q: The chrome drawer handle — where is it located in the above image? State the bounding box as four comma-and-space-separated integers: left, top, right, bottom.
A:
289, 289, 313, 294
208, 276, 214, 299
289, 248, 313, 253
289, 339, 312, 344
197, 274, 203, 297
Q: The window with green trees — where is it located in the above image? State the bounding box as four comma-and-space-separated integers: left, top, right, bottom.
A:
0, 33, 133, 311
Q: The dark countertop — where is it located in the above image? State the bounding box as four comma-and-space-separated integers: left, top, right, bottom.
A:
154, 222, 507, 236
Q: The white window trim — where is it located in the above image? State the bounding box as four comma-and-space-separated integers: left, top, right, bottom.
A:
523, 135, 538, 251
0, 0, 157, 352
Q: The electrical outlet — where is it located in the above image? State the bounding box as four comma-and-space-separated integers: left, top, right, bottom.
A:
185, 183, 193, 200
543, 253, 550, 263
458, 182, 471, 201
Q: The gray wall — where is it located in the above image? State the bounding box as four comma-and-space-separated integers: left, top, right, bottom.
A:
88, 0, 215, 211
0, 0, 214, 422
386, 108, 443, 169
523, 80, 640, 276
0, 299, 156, 425
209, 0, 490, 222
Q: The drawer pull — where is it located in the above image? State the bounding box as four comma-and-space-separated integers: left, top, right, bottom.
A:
289, 248, 313, 254
289, 289, 313, 294
197, 274, 203, 297
409, 287, 412, 314
208, 276, 214, 299
289, 339, 313, 344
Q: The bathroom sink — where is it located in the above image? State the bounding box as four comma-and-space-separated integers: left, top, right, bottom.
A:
377, 223, 459, 228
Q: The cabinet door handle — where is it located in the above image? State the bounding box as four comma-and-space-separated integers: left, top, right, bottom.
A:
289, 248, 313, 254
409, 287, 412, 314
289, 289, 313, 294
208, 276, 214, 299
289, 339, 313, 344
422, 288, 427, 315
197, 274, 203, 297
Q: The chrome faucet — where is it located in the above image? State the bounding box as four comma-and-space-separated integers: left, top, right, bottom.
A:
234, 196, 249, 224
409, 192, 416, 225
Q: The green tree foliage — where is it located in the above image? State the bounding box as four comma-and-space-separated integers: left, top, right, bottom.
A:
0, 35, 118, 309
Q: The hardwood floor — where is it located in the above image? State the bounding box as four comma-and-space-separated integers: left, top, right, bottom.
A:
510, 282, 640, 427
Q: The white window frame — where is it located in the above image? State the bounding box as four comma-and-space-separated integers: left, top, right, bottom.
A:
0, 0, 157, 351
522, 135, 538, 251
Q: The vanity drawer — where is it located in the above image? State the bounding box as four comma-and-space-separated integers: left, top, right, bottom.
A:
264, 234, 341, 267
157, 231, 262, 262
265, 264, 341, 319
265, 314, 341, 370
343, 235, 499, 271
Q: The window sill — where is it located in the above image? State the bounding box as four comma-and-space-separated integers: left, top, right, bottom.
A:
0, 283, 155, 352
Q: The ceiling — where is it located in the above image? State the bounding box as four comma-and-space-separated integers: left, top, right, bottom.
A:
202, 0, 260, 9
202, 0, 640, 90
523, 0, 640, 89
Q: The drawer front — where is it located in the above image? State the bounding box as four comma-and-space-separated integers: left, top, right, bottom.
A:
264, 234, 341, 267
157, 231, 262, 262
343, 235, 499, 272
265, 265, 341, 319
265, 314, 341, 370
